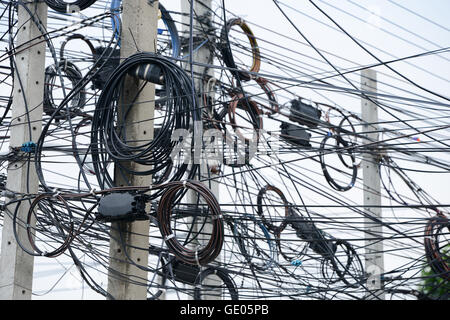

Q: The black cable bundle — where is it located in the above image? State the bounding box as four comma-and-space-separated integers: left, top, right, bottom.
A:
319, 133, 358, 192
43, 60, 85, 120
320, 239, 364, 288
424, 213, 450, 281
91, 46, 121, 91
44, 0, 97, 13
256, 184, 289, 234
219, 17, 261, 82
90, 52, 200, 191
194, 267, 239, 300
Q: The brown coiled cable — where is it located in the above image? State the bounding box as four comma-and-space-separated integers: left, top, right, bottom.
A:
220, 17, 261, 82
25, 181, 224, 266
26, 193, 75, 258
424, 210, 449, 281
256, 184, 289, 234
156, 180, 224, 266
227, 91, 263, 145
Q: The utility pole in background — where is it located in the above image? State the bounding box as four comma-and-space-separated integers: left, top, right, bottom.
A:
361, 69, 385, 300
180, 0, 222, 300
107, 0, 159, 300
0, 1, 48, 300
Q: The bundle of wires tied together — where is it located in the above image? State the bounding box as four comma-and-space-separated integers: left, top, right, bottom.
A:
90, 52, 200, 192
194, 267, 239, 300
3, 0, 450, 301
220, 17, 261, 82
157, 180, 224, 266
43, 60, 85, 120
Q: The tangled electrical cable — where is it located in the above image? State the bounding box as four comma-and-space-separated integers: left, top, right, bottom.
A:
90, 52, 200, 193
110, 0, 180, 58
43, 60, 86, 120
257, 184, 364, 287
424, 210, 449, 281
220, 17, 260, 82
157, 180, 224, 266
1, 0, 449, 301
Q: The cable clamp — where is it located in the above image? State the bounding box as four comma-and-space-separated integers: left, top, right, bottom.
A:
165, 234, 175, 241
195, 246, 202, 268
20, 142, 36, 153
53, 189, 60, 197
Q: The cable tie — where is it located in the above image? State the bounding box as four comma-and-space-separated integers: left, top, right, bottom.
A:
90, 188, 97, 196
212, 214, 223, 220
53, 189, 60, 197
165, 234, 175, 241
195, 247, 202, 268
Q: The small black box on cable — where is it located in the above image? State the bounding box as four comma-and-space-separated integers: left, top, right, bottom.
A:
288, 99, 322, 128
280, 122, 312, 148
96, 192, 149, 222
170, 260, 200, 285
92, 47, 121, 90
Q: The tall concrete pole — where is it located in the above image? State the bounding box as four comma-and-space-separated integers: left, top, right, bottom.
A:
361, 69, 385, 300
180, 0, 222, 300
107, 0, 159, 300
0, 1, 48, 300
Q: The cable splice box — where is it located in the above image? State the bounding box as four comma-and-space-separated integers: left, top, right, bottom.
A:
286, 211, 337, 258
288, 99, 322, 128
171, 260, 200, 285
92, 47, 121, 91
96, 192, 149, 222
280, 122, 312, 148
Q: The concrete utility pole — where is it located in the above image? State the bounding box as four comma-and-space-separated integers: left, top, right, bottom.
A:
180, 0, 222, 300
107, 0, 159, 300
361, 69, 385, 300
0, 1, 48, 300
